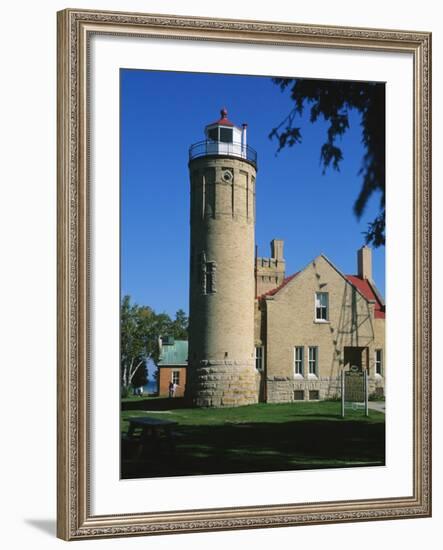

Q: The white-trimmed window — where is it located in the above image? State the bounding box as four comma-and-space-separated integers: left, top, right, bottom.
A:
315, 292, 329, 321
207, 126, 233, 143
308, 346, 318, 376
375, 349, 383, 375
255, 346, 264, 371
172, 371, 180, 385
294, 346, 304, 376
220, 127, 233, 143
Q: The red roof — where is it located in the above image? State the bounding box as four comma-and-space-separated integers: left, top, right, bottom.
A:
257, 273, 299, 299
257, 271, 385, 319
207, 107, 236, 128
345, 275, 385, 319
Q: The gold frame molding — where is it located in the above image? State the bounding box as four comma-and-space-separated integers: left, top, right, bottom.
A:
57, 8, 432, 541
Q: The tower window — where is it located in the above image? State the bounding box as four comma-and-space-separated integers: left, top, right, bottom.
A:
205, 262, 216, 293
199, 252, 206, 291
220, 127, 233, 143
255, 346, 264, 371
315, 292, 329, 321
207, 127, 218, 141
200, 257, 216, 295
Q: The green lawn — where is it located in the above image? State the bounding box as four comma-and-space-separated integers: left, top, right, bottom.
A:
121, 398, 385, 479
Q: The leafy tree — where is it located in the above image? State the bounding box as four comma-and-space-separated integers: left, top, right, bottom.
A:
269, 78, 385, 246
131, 357, 148, 389
120, 297, 189, 392
169, 309, 189, 339
120, 296, 171, 390
151, 309, 189, 386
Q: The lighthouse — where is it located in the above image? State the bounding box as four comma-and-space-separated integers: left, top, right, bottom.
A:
187, 108, 259, 407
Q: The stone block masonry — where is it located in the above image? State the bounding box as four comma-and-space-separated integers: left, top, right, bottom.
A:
187, 153, 258, 407
187, 360, 260, 407
266, 374, 383, 403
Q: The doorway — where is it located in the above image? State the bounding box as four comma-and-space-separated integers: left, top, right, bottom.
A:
344, 346, 367, 371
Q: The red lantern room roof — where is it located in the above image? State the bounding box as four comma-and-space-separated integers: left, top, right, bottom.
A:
207, 107, 237, 128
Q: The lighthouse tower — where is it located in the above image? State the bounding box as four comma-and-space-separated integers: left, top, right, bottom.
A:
187, 108, 259, 407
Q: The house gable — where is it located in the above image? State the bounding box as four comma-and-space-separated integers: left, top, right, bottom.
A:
261, 254, 380, 382
262, 253, 383, 312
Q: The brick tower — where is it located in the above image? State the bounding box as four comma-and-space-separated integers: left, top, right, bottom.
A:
187, 108, 259, 407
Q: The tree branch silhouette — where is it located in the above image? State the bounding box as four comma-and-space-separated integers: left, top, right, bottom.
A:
270, 78, 385, 246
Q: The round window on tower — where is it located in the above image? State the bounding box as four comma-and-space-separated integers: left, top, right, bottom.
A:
222, 170, 233, 183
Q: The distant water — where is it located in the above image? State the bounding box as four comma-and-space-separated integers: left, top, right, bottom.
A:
142, 380, 157, 395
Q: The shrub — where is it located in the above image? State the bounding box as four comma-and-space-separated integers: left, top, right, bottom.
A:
369, 390, 385, 401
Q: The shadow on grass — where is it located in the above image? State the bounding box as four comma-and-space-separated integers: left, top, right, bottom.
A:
121, 418, 385, 479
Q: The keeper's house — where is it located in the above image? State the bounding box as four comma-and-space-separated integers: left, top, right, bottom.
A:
157, 337, 188, 398
255, 243, 385, 403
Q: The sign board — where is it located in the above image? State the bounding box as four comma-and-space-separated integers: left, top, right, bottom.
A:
341, 369, 368, 417
344, 371, 365, 402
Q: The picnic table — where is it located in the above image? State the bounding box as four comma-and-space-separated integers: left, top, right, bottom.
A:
125, 416, 179, 458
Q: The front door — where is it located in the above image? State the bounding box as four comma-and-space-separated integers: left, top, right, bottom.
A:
344, 347, 364, 372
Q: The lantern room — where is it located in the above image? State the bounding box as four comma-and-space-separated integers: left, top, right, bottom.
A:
189, 107, 257, 167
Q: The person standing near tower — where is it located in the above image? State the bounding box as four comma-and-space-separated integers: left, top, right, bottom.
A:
187, 108, 260, 407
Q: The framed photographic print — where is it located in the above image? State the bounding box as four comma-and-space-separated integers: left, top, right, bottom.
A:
57, 8, 431, 540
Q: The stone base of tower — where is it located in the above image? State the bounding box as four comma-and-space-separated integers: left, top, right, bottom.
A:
187, 360, 260, 408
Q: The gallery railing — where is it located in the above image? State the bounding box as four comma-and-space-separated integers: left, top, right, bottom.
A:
189, 140, 258, 167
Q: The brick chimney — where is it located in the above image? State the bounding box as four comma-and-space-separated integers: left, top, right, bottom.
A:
357, 245, 372, 281
271, 239, 284, 261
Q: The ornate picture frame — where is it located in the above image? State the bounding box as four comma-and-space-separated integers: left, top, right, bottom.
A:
57, 8, 431, 540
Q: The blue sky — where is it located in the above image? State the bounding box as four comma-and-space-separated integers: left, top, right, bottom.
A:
121, 69, 385, 317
